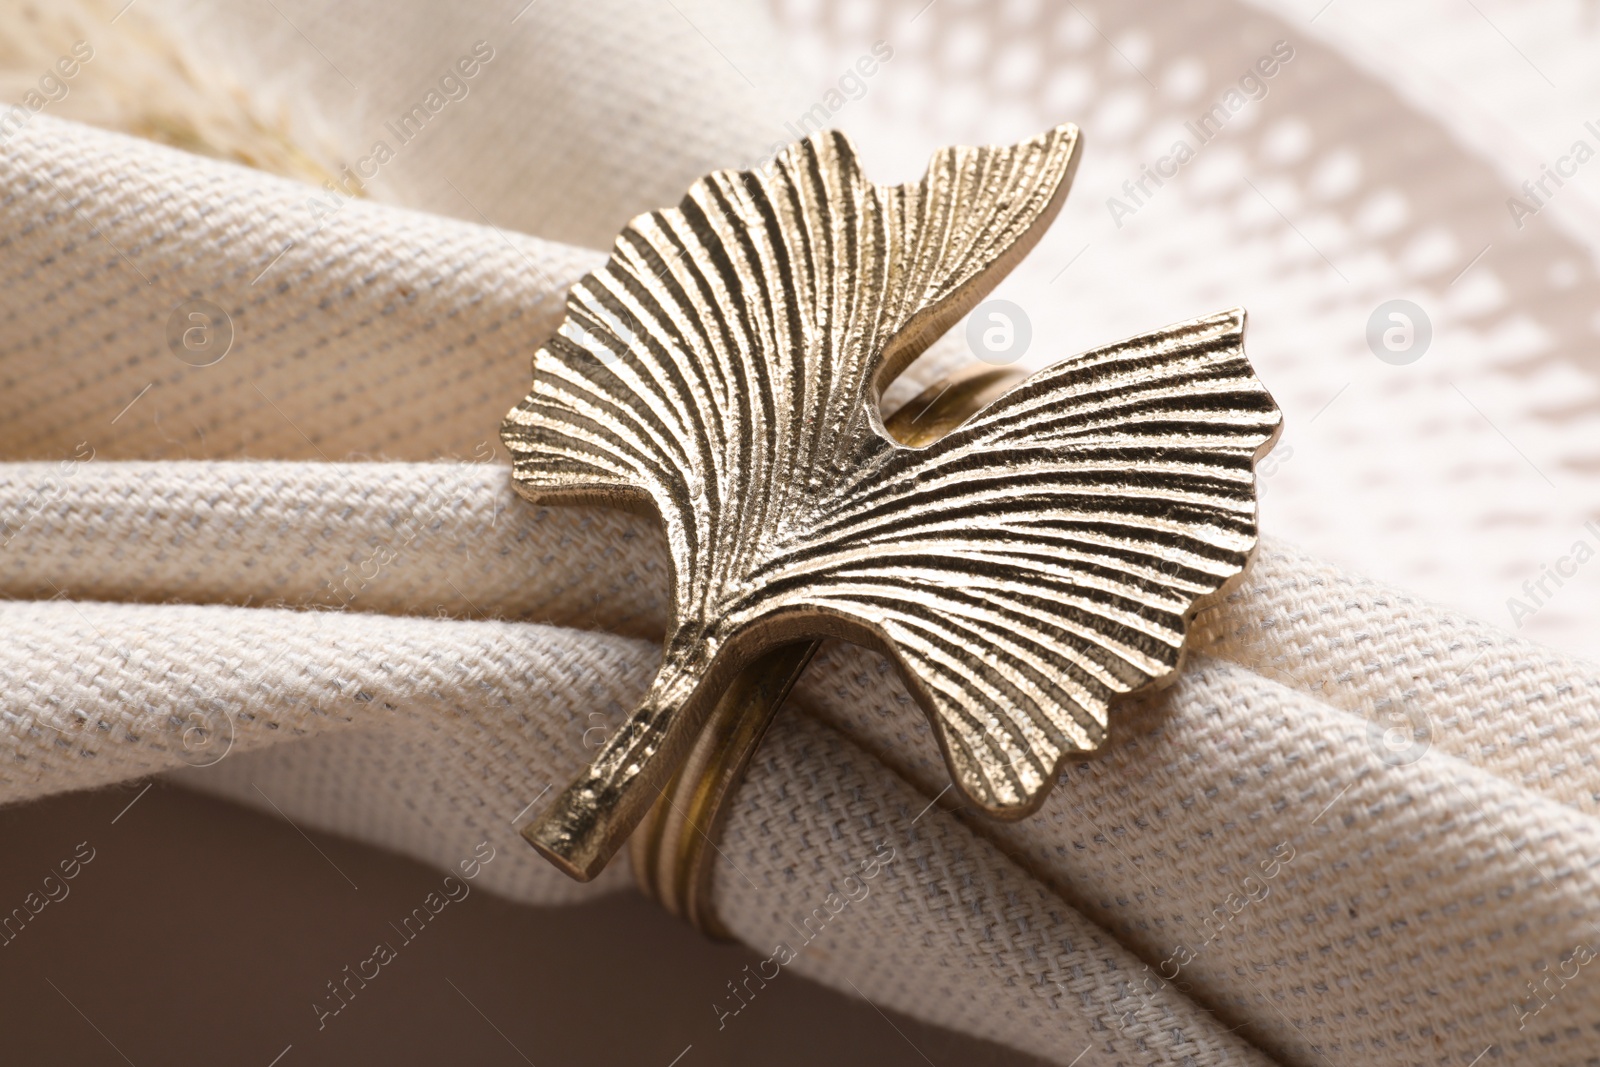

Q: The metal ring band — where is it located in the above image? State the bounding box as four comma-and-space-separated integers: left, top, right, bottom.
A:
630, 361, 1029, 937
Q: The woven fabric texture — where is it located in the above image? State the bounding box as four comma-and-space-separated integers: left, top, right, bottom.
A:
4, 457, 1598, 1065
2, 1, 1598, 1064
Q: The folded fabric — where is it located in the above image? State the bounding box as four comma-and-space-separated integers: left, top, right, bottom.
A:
2, 4, 1598, 1061
3, 456, 1596, 1065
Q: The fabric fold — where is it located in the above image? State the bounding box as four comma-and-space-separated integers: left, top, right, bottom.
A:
0, 114, 597, 464
3, 458, 1597, 1064
0, 17, 1596, 1058
794, 642, 1600, 1063
715, 706, 1282, 1066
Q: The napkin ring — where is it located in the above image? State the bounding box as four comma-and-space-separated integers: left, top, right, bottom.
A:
499, 122, 1283, 930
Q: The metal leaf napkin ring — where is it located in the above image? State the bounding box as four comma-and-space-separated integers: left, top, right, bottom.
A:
500, 122, 1283, 889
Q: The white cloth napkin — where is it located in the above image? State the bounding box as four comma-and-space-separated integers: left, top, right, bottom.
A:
2, 2, 1597, 1065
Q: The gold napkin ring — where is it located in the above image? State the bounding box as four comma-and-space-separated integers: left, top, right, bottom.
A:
499, 123, 1283, 917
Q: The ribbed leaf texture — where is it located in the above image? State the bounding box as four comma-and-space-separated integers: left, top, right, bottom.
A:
502, 124, 1281, 875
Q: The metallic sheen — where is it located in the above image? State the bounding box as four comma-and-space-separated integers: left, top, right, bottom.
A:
501, 123, 1283, 881
631, 365, 1029, 934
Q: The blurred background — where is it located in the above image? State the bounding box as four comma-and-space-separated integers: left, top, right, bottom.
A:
1, 0, 1595, 1063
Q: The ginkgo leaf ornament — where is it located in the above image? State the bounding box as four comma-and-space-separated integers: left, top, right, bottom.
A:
501, 123, 1283, 881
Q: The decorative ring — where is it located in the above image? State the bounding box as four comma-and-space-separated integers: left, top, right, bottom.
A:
504, 123, 1280, 897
